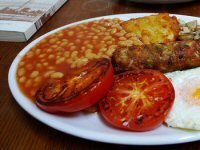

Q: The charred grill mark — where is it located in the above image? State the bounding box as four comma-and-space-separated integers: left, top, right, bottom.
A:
36, 58, 110, 105
167, 56, 173, 67
137, 115, 144, 125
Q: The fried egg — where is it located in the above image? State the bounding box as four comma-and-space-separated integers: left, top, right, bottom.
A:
165, 67, 200, 130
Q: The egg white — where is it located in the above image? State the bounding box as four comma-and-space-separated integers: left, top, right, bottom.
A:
165, 67, 200, 130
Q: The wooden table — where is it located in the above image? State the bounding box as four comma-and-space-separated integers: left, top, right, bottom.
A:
1, 0, 200, 149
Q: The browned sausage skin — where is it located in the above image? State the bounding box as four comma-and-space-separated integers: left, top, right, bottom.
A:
112, 40, 200, 73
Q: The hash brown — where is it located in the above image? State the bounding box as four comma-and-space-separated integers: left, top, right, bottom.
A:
121, 13, 180, 44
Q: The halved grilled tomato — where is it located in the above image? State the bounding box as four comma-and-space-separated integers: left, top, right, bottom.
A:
35, 58, 114, 113
99, 70, 175, 131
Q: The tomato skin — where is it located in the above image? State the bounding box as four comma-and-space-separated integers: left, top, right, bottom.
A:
99, 70, 175, 131
36, 59, 114, 113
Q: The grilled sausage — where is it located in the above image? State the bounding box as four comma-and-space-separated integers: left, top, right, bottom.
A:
112, 40, 200, 73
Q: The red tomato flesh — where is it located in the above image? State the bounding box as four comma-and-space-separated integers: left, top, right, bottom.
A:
35, 58, 114, 113
99, 70, 175, 131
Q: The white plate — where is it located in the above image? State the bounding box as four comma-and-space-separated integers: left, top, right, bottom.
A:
8, 13, 200, 145
129, 0, 195, 4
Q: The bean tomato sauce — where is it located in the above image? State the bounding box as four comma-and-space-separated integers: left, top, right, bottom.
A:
16, 18, 142, 101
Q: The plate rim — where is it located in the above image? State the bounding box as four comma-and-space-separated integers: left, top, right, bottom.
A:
8, 13, 200, 145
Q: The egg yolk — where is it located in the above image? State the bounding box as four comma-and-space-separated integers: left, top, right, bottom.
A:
193, 88, 200, 100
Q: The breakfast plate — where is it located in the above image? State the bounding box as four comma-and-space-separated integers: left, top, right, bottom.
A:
8, 13, 200, 145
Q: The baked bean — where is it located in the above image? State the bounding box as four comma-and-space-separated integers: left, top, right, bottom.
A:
57, 52, 62, 56
62, 39, 68, 42
100, 48, 107, 52
25, 79, 32, 88
87, 35, 92, 39
125, 32, 136, 38
100, 44, 107, 48
110, 28, 117, 34
50, 72, 64, 78
70, 45, 76, 51
58, 33, 64, 37
82, 26, 88, 30
39, 54, 46, 58
86, 53, 98, 59
76, 58, 89, 68
56, 57, 65, 64
109, 45, 117, 49
98, 26, 106, 31
19, 76, 26, 83
92, 36, 98, 40
83, 40, 89, 45
97, 32, 104, 36
68, 31, 74, 36
49, 38, 58, 44
86, 44, 93, 49
116, 25, 123, 31
26, 51, 34, 58
81, 46, 86, 51
26, 64, 33, 70
89, 32, 95, 36
19, 61, 25, 67
75, 39, 81, 44
91, 28, 99, 33
93, 20, 99, 24
64, 51, 70, 58
66, 58, 73, 64
102, 55, 110, 59
75, 27, 81, 31
36, 63, 42, 69
48, 54, 55, 59
114, 18, 120, 22
104, 22, 112, 27
97, 52, 103, 57
70, 63, 76, 68
129, 37, 143, 45
51, 45, 58, 49
43, 62, 48, 66
56, 47, 64, 52
40, 39, 47, 43
34, 76, 42, 83
119, 37, 127, 41
77, 34, 84, 38
48, 66, 55, 70
41, 59, 46, 63
46, 48, 53, 53
71, 51, 78, 58
60, 41, 68, 47
85, 49, 92, 54
18, 68, 25, 77
68, 43, 74, 47
111, 38, 116, 41
106, 41, 112, 45
115, 32, 124, 37
104, 32, 110, 36
103, 36, 112, 41
118, 40, 134, 46
56, 41, 61, 45
44, 71, 55, 78
106, 47, 116, 56
30, 71, 39, 78
111, 24, 118, 28
35, 49, 41, 55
